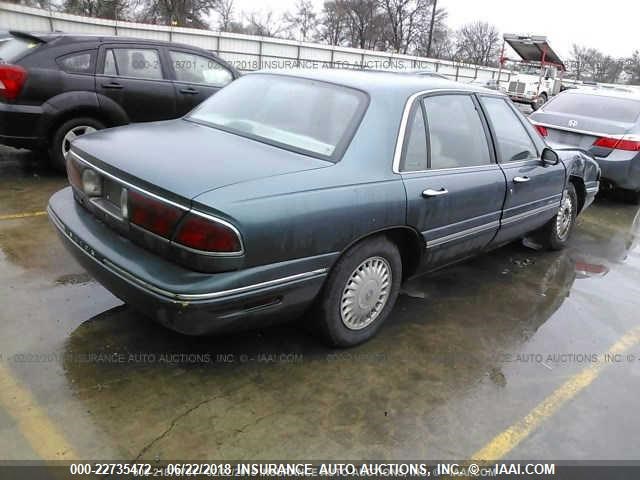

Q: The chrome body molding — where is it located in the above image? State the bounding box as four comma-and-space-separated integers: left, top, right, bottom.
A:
391, 89, 506, 174
501, 203, 559, 226
530, 121, 640, 141
49, 206, 328, 303
426, 221, 500, 248
425, 202, 560, 248
68, 150, 246, 257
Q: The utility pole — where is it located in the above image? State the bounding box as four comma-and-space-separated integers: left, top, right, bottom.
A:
426, 0, 438, 57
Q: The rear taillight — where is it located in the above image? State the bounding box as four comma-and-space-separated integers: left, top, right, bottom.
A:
0, 64, 27, 100
127, 190, 184, 238
593, 136, 640, 151
534, 124, 548, 137
175, 213, 242, 253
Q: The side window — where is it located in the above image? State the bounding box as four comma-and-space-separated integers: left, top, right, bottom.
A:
423, 94, 491, 169
57, 51, 94, 74
104, 49, 117, 75
400, 105, 428, 172
169, 50, 233, 87
103, 48, 163, 80
482, 97, 538, 162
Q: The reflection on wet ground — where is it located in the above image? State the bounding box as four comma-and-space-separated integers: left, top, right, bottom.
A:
1, 148, 639, 460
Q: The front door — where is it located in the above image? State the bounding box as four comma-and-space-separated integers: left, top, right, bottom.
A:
479, 96, 565, 245
96, 45, 176, 122
399, 93, 507, 269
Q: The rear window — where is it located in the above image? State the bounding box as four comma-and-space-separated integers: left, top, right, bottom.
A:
543, 92, 640, 123
187, 74, 368, 161
0, 36, 41, 64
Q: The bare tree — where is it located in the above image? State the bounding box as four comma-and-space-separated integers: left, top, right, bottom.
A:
212, 0, 235, 31
244, 10, 285, 37
378, 0, 426, 54
317, 1, 347, 45
454, 21, 500, 66
569, 44, 591, 81
341, 0, 384, 50
413, 2, 450, 58
60, 0, 131, 20
135, 0, 217, 27
283, 0, 319, 41
626, 50, 640, 85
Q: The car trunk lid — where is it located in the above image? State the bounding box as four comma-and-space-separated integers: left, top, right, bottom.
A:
531, 112, 637, 154
70, 118, 332, 202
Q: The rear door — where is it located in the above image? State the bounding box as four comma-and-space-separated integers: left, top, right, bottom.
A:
479, 95, 565, 244
96, 44, 176, 122
167, 48, 235, 116
399, 92, 507, 269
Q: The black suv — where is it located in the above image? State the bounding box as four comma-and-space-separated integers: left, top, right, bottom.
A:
0, 31, 239, 170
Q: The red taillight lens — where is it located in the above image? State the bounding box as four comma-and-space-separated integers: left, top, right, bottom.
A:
0, 65, 27, 100
534, 124, 548, 137
593, 136, 640, 151
128, 190, 183, 238
175, 213, 242, 253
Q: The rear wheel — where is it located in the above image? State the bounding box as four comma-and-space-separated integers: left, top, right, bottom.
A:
537, 184, 578, 250
49, 117, 104, 172
623, 189, 640, 205
314, 236, 402, 347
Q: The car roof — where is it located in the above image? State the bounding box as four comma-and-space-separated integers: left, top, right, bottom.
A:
251, 68, 500, 98
8, 30, 210, 52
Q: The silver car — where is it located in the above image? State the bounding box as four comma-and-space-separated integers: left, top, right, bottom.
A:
529, 87, 640, 203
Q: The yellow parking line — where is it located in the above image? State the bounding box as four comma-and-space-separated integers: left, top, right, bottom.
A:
0, 211, 47, 221
472, 325, 640, 460
0, 363, 77, 459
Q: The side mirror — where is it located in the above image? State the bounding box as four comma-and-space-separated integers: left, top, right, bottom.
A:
542, 147, 559, 166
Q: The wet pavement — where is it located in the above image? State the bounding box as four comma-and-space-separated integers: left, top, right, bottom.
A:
1, 145, 639, 461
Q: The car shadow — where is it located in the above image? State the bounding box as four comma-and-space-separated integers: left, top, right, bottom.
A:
56, 197, 640, 459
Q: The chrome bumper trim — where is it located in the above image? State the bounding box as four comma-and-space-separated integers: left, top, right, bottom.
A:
49, 206, 327, 303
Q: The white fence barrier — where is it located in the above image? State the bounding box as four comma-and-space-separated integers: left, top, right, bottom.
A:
0, 1, 517, 85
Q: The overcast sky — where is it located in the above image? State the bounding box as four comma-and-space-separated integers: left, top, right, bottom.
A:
225, 0, 638, 59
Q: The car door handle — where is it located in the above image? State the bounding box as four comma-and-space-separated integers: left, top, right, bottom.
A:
101, 81, 123, 89
179, 87, 199, 95
422, 188, 448, 198
513, 176, 531, 183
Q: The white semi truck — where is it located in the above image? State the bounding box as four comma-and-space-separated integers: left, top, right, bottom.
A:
499, 34, 566, 111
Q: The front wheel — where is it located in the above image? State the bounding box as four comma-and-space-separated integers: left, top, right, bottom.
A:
49, 117, 105, 172
532, 92, 547, 111
537, 184, 578, 250
314, 236, 402, 347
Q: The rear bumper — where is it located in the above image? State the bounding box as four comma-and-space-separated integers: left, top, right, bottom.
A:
595, 153, 640, 191
48, 187, 332, 335
0, 102, 45, 149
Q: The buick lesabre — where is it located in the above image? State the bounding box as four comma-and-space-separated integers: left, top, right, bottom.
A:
48, 70, 600, 346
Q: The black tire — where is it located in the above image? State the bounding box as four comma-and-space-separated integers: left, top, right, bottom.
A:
532, 92, 547, 111
49, 117, 105, 172
314, 235, 402, 347
623, 189, 640, 205
537, 183, 578, 250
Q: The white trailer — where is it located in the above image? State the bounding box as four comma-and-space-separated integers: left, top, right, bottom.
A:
499, 34, 566, 111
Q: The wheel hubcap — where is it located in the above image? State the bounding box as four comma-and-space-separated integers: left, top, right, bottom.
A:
62, 125, 96, 158
340, 256, 391, 330
556, 193, 574, 240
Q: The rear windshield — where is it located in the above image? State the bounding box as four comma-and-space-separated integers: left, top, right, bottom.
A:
0, 35, 42, 64
543, 92, 640, 123
188, 74, 368, 161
